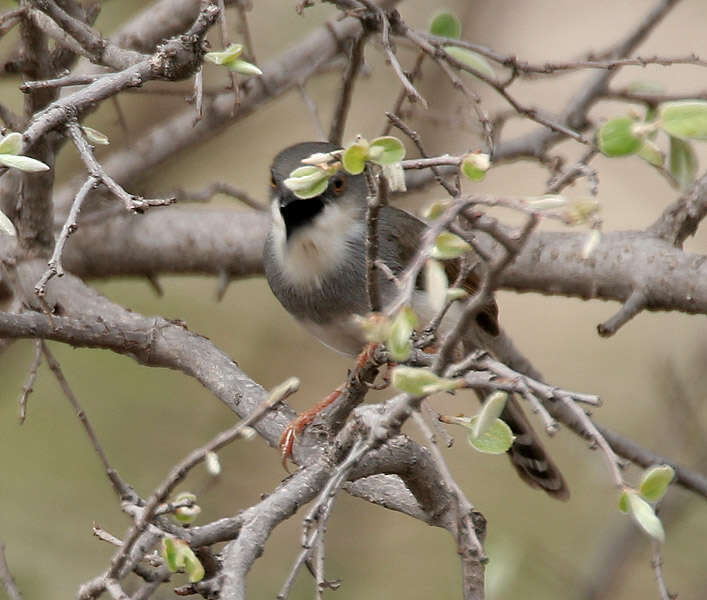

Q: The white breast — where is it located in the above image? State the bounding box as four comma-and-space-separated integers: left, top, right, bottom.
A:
269, 199, 365, 290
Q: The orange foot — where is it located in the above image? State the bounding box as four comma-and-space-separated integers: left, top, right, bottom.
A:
279, 384, 344, 470
278, 343, 380, 469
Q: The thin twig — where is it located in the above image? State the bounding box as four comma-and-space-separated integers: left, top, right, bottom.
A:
651, 540, 674, 600
173, 181, 266, 211
66, 121, 175, 212
365, 169, 382, 312
381, 50, 424, 136
0, 542, 22, 600
597, 288, 648, 337
41, 341, 132, 499
35, 176, 98, 296
17, 338, 42, 424
329, 32, 367, 145
21, 71, 112, 92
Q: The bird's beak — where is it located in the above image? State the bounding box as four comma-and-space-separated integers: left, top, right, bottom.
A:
277, 189, 303, 210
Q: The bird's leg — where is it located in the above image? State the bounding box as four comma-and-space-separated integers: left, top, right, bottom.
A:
279, 343, 379, 469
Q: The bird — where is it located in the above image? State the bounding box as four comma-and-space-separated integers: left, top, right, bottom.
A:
263, 140, 569, 500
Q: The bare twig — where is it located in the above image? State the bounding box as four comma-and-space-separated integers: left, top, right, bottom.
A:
17, 338, 42, 424
597, 288, 648, 337
66, 121, 175, 212
0, 542, 22, 600
35, 176, 98, 296
21, 72, 113, 92
651, 540, 674, 600
173, 181, 265, 211
41, 341, 132, 499
329, 32, 367, 145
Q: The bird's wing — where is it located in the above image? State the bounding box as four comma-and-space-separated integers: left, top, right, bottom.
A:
377, 205, 499, 336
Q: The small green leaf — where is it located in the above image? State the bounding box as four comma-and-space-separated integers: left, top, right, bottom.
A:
444, 46, 495, 80
618, 489, 630, 513
445, 287, 468, 302
368, 136, 406, 165
183, 547, 205, 583
0, 210, 16, 237
283, 166, 329, 199
355, 313, 392, 344
637, 139, 664, 167
597, 116, 643, 157
472, 391, 508, 439
563, 198, 600, 225
81, 126, 109, 145
173, 492, 201, 525
526, 195, 568, 210
387, 305, 418, 362
205, 451, 221, 476
226, 59, 263, 76
425, 258, 448, 312
204, 43, 243, 65
0, 132, 22, 155
0, 154, 50, 172
422, 200, 449, 220
391, 366, 460, 396
431, 231, 471, 260
639, 465, 675, 503
659, 100, 707, 140
668, 136, 697, 190
342, 141, 368, 175
429, 12, 462, 39
627, 491, 665, 542
161, 538, 179, 572
461, 152, 490, 181
467, 417, 515, 454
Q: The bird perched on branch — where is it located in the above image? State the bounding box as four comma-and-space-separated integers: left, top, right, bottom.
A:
263, 141, 568, 500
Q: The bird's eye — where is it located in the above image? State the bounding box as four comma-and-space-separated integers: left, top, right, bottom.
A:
331, 176, 346, 195
270, 174, 277, 189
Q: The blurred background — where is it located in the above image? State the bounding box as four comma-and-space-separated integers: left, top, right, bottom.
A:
1, 0, 706, 598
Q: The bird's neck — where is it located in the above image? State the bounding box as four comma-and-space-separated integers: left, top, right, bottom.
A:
270, 199, 365, 289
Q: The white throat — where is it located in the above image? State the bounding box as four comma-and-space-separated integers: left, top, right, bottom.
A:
270, 199, 364, 289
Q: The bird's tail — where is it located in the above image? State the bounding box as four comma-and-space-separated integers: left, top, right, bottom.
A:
476, 329, 570, 500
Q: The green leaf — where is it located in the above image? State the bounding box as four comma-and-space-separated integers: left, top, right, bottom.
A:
283, 165, 329, 199
597, 116, 643, 157
205, 451, 221, 476
425, 258, 448, 312
391, 366, 460, 396
618, 489, 630, 513
444, 46, 495, 80
81, 126, 109, 145
0, 132, 22, 155
341, 141, 368, 175
173, 492, 201, 525
526, 195, 568, 210
639, 465, 675, 503
431, 231, 471, 260
368, 136, 406, 165
422, 200, 449, 220
627, 491, 665, 542
0, 153, 50, 172
161, 538, 179, 572
668, 136, 697, 190
472, 391, 508, 439
226, 59, 263, 76
461, 152, 490, 181
182, 547, 205, 583
445, 287, 468, 302
659, 100, 707, 140
204, 43, 243, 65
0, 210, 16, 237
429, 12, 462, 39
387, 306, 418, 362
467, 417, 515, 454
355, 313, 392, 344
563, 197, 600, 225
637, 139, 664, 167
